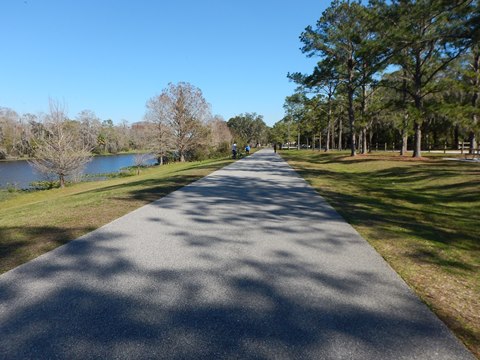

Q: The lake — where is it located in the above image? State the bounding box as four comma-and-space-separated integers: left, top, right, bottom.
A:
0, 153, 156, 189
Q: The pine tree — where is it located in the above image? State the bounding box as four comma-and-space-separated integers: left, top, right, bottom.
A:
299, 0, 390, 156
387, 0, 472, 157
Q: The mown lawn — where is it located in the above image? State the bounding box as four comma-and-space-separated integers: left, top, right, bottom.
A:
280, 150, 480, 358
0, 157, 232, 275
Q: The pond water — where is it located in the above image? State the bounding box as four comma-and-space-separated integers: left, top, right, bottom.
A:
0, 154, 156, 189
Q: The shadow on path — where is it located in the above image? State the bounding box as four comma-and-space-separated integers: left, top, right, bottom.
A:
0, 151, 474, 359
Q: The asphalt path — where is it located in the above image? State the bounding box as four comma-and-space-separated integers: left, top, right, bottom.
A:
0, 149, 474, 359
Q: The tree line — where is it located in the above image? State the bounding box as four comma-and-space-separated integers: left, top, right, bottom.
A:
0, 82, 270, 188
0, 106, 148, 160
272, 0, 479, 157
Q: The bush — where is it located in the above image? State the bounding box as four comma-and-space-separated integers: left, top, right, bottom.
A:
106, 168, 136, 178
0, 148, 7, 160
188, 147, 211, 161
6, 183, 19, 192
29, 180, 60, 190
215, 141, 231, 157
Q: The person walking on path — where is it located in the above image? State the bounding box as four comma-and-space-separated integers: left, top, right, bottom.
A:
245, 144, 250, 155
232, 142, 237, 159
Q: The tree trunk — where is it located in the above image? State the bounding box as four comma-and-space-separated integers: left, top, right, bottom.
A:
400, 129, 408, 156
368, 127, 373, 153
297, 133, 300, 150
469, 131, 477, 154
338, 117, 343, 151
313, 134, 316, 150
360, 79, 368, 155
400, 112, 409, 155
413, 122, 422, 158
401, 74, 409, 156
326, 124, 331, 152
59, 174, 65, 188
361, 128, 367, 154
331, 120, 336, 150
348, 88, 356, 156
470, 47, 479, 154
180, 153, 185, 162
326, 98, 332, 152
454, 124, 459, 150
412, 52, 423, 158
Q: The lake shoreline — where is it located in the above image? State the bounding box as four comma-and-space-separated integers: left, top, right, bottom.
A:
0, 153, 156, 189
0, 150, 151, 163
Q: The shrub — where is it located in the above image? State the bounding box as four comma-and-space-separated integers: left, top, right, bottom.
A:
215, 141, 231, 157
107, 168, 136, 178
29, 180, 60, 190
6, 183, 19, 192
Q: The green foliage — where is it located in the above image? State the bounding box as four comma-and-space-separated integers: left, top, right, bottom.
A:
29, 180, 61, 190
283, 0, 479, 155
213, 141, 232, 157
102, 169, 136, 178
269, 121, 289, 144
6, 184, 18, 193
296, 0, 392, 155
114, 169, 136, 178
227, 113, 268, 145
283, 93, 321, 141
270, 117, 299, 145
187, 147, 211, 162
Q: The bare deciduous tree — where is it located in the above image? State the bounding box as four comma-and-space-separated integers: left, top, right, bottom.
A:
209, 115, 232, 148
76, 109, 101, 150
30, 100, 92, 188
147, 82, 211, 162
145, 97, 174, 165
133, 152, 155, 175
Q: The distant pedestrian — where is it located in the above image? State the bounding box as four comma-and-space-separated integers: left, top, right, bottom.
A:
232, 142, 237, 159
273, 143, 277, 153
245, 144, 250, 155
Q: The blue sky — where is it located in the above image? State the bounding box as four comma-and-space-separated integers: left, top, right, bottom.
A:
1, 0, 328, 126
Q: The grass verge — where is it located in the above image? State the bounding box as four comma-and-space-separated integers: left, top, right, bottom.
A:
280, 150, 480, 358
0, 157, 232, 274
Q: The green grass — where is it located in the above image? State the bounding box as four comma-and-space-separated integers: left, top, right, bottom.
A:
0, 157, 232, 275
280, 150, 480, 358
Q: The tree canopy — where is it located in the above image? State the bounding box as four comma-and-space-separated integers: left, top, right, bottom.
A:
227, 113, 269, 146
281, 0, 479, 157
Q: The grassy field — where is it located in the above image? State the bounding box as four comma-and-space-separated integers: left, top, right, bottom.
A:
0, 157, 232, 275
280, 150, 480, 357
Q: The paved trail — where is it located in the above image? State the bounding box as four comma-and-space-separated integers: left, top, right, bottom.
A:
0, 150, 474, 359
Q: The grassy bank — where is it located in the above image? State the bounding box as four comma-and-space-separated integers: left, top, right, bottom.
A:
0, 157, 232, 275
280, 150, 480, 358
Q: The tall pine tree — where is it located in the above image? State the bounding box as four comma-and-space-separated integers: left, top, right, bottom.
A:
299, 0, 390, 156
387, 0, 473, 157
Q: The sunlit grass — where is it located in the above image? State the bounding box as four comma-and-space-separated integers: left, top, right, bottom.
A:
280, 149, 480, 358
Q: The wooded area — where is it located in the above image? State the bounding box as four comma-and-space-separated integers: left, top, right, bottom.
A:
0, 83, 235, 162
0, 82, 272, 186
0, 81, 272, 171
272, 0, 480, 158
